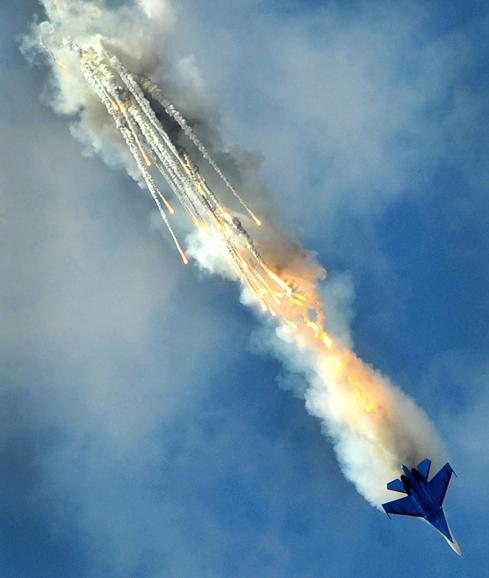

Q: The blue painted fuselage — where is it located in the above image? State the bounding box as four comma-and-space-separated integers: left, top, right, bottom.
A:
400, 465, 451, 539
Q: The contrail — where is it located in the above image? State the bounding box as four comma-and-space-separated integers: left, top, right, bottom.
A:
25, 0, 444, 507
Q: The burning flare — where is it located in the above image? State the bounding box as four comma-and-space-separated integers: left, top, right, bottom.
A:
31, 2, 444, 507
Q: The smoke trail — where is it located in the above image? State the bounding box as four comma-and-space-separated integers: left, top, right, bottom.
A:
23, 0, 444, 506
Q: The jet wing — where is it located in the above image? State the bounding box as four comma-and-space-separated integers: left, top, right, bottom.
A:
427, 463, 453, 507
382, 495, 424, 518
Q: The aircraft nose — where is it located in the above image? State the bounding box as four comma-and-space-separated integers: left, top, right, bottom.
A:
447, 537, 462, 557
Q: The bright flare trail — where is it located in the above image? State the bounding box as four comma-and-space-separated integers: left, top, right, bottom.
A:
36, 24, 444, 507
66, 38, 320, 322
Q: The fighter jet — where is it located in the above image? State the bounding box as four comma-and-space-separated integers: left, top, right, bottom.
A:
382, 459, 461, 555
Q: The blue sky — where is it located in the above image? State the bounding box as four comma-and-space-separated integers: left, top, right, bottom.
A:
1, 0, 489, 576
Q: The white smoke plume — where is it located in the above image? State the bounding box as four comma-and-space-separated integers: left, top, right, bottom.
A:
23, 0, 444, 506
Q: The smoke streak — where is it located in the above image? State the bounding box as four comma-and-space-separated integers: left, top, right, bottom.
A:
24, 0, 444, 506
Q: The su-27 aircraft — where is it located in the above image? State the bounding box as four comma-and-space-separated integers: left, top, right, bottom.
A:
382, 459, 461, 555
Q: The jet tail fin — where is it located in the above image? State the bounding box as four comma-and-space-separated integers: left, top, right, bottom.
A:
427, 463, 453, 507
416, 458, 431, 480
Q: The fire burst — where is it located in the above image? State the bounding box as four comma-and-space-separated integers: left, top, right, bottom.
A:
57, 38, 386, 419
63, 39, 332, 336
38, 33, 443, 506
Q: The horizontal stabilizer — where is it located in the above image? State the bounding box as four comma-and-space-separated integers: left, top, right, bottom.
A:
386, 478, 405, 493
417, 458, 431, 481
382, 495, 424, 518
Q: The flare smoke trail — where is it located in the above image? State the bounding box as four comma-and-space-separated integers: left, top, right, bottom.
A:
25, 0, 444, 506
